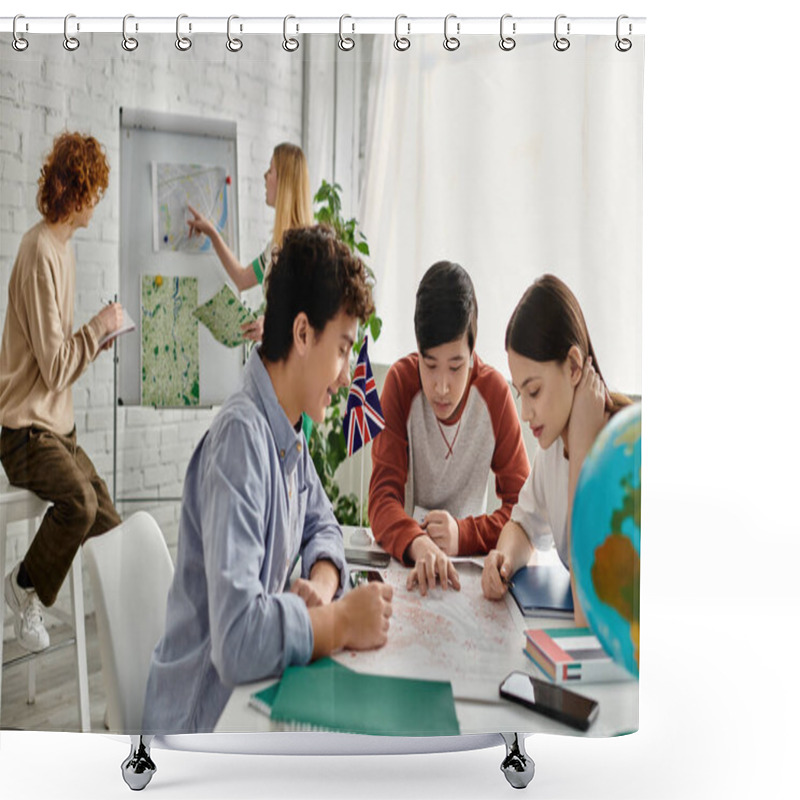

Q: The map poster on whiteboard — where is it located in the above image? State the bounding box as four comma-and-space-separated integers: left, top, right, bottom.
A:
141, 274, 200, 407
153, 162, 232, 253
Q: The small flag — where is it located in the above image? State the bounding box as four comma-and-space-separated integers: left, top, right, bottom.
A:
343, 336, 385, 457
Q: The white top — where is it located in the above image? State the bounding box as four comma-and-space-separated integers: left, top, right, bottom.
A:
510, 438, 569, 568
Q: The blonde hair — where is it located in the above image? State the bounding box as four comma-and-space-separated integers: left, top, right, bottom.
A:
271, 142, 313, 249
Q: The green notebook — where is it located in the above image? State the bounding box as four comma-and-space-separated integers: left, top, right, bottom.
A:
265, 659, 460, 736
249, 657, 345, 717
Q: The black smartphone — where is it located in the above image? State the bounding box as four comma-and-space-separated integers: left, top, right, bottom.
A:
345, 547, 390, 569
349, 569, 384, 588
499, 671, 599, 731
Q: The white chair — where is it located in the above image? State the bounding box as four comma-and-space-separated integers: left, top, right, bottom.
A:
83, 511, 173, 733
1, 475, 91, 731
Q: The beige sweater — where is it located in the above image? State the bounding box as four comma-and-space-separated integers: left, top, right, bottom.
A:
0, 221, 105, 435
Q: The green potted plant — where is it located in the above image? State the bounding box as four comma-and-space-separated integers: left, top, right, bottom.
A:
308, 180, 382, 525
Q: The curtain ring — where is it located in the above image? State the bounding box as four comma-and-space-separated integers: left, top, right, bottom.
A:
499, 14, 516, 51
615, 15, 632, 52
63, 13, 80, 51
12, 15, 29, 52
394, 14, 410, 51
283, 15, 299, 52
175, 14, 192, 51
443, 14, 460, 52
122, 14, 139, 52
553, 14, 570, 52
338, 14, 355, 51
226, 15, 243, 52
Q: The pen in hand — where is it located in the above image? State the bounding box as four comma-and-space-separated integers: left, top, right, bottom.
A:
498, 561, 514, 588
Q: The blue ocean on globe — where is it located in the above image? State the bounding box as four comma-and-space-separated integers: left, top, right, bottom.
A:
571, 403, 641, 678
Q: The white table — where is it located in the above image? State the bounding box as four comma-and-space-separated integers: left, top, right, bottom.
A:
215, 527, 638, 738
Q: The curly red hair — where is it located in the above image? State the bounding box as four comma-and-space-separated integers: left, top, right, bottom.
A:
37, 132, 109, 224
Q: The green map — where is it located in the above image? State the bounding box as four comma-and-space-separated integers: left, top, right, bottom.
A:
141, 275, 200, 407
193, 284, 256, 348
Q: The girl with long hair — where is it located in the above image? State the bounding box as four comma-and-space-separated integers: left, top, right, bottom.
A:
481, 274, 631, 625
187, 142, 313, 341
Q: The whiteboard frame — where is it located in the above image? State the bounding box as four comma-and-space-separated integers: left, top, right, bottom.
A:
118, 107, 243, 408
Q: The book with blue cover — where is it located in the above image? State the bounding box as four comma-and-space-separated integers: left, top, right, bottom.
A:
508, 564, 574, 618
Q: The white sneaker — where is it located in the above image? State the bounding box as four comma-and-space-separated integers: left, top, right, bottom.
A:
4, 564, 50, 652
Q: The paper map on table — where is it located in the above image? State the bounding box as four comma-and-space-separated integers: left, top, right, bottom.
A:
141, 275, 199, 407
338, 562, 522, 691
153, 162, 232, 253
193, 284, 256, 348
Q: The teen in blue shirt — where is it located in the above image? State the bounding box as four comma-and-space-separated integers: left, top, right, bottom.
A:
142, 226, 393, 733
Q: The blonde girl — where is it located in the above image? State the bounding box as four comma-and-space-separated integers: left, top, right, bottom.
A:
187, 142, 313, 341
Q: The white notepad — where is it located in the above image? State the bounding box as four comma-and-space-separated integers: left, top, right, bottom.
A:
97, 307, 136, 348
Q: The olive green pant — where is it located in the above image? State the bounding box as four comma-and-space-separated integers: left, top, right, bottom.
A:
1, 426, 121, 607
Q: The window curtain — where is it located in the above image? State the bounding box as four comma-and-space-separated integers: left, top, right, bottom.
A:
360, 35, 643, 395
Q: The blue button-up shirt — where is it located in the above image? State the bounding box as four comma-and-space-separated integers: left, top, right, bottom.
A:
142, 350, 347, 733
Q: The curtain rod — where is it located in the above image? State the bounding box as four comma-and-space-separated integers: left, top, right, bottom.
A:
0, 16, 646, 37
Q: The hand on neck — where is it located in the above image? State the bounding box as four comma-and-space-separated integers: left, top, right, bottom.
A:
562, 409, 611, 461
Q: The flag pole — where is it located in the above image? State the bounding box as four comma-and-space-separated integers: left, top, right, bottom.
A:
359, 444, 365, 527
351, 438, 371, 546
359, 334, 368, 533
345, 334, 380, 547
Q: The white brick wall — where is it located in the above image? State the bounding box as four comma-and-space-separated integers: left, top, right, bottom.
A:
1, 33, 304, 636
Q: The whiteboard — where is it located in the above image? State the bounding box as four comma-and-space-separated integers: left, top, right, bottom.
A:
118, 107, 243, 407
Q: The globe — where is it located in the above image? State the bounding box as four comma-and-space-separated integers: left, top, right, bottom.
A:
571, 403, 641, 678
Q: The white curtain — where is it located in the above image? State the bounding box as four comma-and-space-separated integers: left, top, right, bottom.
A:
360, 36, 643, 395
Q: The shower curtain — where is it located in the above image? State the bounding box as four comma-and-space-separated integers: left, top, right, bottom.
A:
0, 13, 643, 792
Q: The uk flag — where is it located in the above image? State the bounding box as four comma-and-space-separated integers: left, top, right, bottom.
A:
343, 336, 385, 457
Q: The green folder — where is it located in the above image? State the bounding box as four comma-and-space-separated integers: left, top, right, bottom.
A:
249, 681, 281, 716
249, 657, 345, 716
267, 659, 460, 736
193, 284, 256, 348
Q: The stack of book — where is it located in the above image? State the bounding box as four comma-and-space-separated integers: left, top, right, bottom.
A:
524, 627, 633, 684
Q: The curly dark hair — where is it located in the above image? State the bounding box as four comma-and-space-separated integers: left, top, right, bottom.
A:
36, 132, 109, 224
261, 225, 374, 362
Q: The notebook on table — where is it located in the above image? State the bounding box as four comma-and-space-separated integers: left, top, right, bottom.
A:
252, 658, 460, 736
508, 565, 575, 618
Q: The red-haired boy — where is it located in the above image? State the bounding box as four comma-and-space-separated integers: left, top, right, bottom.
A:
1, 132, 124, 652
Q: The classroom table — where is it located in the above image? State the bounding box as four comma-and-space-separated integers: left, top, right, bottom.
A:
214, 527, 638, 738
